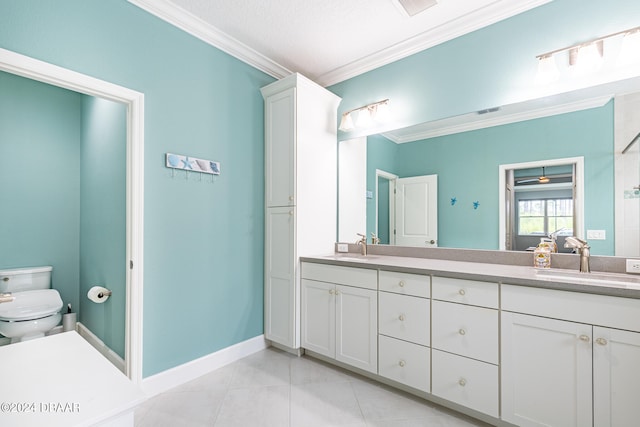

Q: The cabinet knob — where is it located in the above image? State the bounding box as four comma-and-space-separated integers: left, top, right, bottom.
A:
458, 378, 467, 387
335, 290, 340, 295
398, 360, 406, 367
289, 196, 294, 201
398, 280, 405, 287
579, 334, 590, 342
596, 338, 608, 346
329, 289, 334, 295
458, 289, 466, 296
458, 329, 466, 336
428, 240, 436, 244
398, 314, 406, 321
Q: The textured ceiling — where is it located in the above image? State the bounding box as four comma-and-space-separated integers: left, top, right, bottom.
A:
152, 0, 551, 85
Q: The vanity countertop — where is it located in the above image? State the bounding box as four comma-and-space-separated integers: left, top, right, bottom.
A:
301, 254, 640, 299
0, 331, 145, 427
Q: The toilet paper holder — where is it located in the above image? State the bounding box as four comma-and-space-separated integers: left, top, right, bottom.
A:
97, 289, 112, 298
87, 286, 113, 304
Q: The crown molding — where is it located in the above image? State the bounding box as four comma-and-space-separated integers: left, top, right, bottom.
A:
316, 0, 552, 86
127, 0, 291, 79
383, 94, 612, 143
129, 0, 550, 87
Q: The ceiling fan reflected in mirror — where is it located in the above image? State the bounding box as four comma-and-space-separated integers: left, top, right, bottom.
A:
517, 167, 551, 184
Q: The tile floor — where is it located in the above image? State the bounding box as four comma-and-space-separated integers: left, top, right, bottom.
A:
135, 347, 491, 427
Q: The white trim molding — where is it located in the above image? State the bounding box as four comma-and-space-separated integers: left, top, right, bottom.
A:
127, 0, 291, 80
126, 0, 550, 87
0, 47, 145, 385
77, 322, 127, 374
383, 95, 612, 144
316, 0, 553, 86
141, 335, 269, 397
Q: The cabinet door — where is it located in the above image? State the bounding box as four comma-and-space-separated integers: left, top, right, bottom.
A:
593, 326, 640, 426
301, 279, 335, 358
335, 285, 377, 373
265, 88, 295, 207
264, 207, 296, 347
501, 312, 593, 427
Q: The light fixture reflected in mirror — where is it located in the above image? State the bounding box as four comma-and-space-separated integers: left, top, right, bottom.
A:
339, 99, 391, 131
535, 54, 560, 84
618, 29, 640, 67
535, 25, 640, 84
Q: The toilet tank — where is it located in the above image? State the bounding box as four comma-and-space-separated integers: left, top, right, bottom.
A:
0, 266, 53, 293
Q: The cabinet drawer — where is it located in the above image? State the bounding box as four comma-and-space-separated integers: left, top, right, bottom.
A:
432, 350, 498, 418
301, 262, 377, 290
379, 271, 430, 298
502, 284, 640, 333
432, 300, 498, 364
432, 276, 498, 309
379, 292, 430, 346
378, 335, 430, 393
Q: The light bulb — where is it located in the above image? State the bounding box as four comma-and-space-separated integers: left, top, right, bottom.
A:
571, 42, 603, 75
355, 108, 373, 128
535, 55, 560, 85
618, 30, 640, 67
339, 112, 354, 131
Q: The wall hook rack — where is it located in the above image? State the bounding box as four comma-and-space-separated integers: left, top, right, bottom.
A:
166, 153, 221, 182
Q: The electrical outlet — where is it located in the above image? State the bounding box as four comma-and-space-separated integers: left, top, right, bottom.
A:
337, 243, 349, 253
626, 259, 640, 274
586, 229, 606, 240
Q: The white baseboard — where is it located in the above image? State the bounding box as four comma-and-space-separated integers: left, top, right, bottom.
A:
141, 334, 269, 397
76, 322, 127, 374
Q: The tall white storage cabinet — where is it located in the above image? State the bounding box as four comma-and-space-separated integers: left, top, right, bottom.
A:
261, 74, 341, 350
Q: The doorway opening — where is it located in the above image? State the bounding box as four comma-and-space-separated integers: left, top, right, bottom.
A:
499, 157, 584, 252
0, 48, 145, 384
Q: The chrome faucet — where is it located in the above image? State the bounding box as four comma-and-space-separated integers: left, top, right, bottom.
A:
564, 236, 591, 273
356, 233, 367, 256
0, 293, 15, 304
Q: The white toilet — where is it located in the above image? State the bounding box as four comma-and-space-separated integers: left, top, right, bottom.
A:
0, 266, 63, 343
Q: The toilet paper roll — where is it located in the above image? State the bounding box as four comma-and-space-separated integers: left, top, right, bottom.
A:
87, 286, 111, 303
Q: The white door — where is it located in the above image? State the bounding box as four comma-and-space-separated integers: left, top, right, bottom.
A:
593, 326, 640, 427
501, 312, 593, 427
335, 285, 377, 373
264, 207, 296, 347
395, 175, 438, 247
301, 279, 335, 358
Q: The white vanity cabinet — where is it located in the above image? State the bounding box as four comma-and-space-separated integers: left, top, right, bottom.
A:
378, 271, 431, 392
261, 74, 341, 350
501, 284, 640, 427
301, 262, 378, 373
431, 276, 499, 418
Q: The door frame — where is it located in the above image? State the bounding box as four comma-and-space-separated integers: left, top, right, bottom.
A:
375, 169, 398, 245
498, 157, 584, 251
0, 48, 145, 384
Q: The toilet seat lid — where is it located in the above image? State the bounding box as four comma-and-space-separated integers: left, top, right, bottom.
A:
0, 289, 63, 321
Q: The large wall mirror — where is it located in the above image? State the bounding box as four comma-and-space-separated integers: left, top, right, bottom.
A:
338, 78, 640, 257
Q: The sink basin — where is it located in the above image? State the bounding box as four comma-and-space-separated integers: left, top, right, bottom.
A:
535, 269, 640, 288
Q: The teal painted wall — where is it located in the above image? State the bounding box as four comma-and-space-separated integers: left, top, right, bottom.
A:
330, 0, 639, 134
1, 1, 274, 377
80, 95, 127, 358
382, 102, 614, 254
0, 71, 82, 316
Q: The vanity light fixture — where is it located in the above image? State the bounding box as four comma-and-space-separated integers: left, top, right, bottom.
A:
339, 99, 391, 131
535, 25, 640, 82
